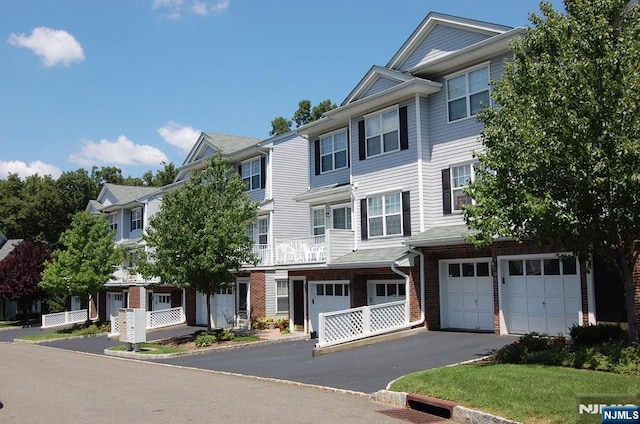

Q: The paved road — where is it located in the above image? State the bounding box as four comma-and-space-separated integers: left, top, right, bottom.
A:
0, 342, 403, 424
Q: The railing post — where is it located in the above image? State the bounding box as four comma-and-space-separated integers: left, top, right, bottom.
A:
363, 307, 371, 335
318, 312, 325, 345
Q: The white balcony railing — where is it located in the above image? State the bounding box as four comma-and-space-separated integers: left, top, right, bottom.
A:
275, 235, 326, 264
316, 300, 407, 348
110, 267, 160, 286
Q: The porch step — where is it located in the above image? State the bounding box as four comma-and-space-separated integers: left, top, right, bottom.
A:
406, 394, 458, 420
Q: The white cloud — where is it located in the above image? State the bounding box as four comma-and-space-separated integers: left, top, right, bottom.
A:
158, 122, 200, 153
0, 160, 62, 179
7, 27, 84, 67
69, 135, 169, 167
152, 0, 229, 19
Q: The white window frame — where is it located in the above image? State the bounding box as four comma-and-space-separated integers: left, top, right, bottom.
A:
367, 192, 402, 238
446, 63, 491, 122
130, 207, 142, 232
276, 280, 289, 313
311, 208, 326, 236
108, 212, 118, 232
330, 204, 352, 230
242, 158, 261, 191
364, 106, 400, 158
319, 128, 348, 174
450, 162, 478, 212
257, 217, 268, 245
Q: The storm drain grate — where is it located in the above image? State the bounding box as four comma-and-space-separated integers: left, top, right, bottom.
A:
377, 408, 453, 423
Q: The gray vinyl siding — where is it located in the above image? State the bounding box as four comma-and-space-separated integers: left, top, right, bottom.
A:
399, 25, 492, 72
362, 76, 402, 99
264, 270, 276, 316
352, 99, 421, 248
271, 134, 310, 240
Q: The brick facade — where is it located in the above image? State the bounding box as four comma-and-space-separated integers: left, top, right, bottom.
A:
249, 271, 266, 321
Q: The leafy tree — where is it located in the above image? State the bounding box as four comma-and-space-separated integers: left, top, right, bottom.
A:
270, 116, 292, 136
0, 240, 50, 315
40, 212, 123, 318
91, 166, 125, 187
463, 0, 640, 344
141, 152, 258, 331
151, 161, 177, 187
271, 99, 337, 135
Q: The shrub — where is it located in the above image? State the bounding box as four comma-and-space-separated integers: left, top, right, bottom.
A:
195, 332, 217, 347
518, 332, 555, 351
569, 324, 627, 346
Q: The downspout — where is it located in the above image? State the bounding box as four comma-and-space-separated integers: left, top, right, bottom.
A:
348, 116, 358, 252
390, 247, 425, 328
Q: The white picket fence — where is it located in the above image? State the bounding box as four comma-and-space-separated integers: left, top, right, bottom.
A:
41, 309, 88, 329
109, 307, 185, 337
316, 300, 407, 348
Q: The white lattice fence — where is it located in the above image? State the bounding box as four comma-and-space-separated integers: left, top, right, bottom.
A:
110, 307, 185, 336
42, 309, 88, 329
317, 300, 407, 348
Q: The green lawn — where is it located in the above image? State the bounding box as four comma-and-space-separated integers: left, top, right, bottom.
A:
0, 319, 39, 329
108, 343, 187, 355
15, 322, 109, 341
390, 363, 640, 424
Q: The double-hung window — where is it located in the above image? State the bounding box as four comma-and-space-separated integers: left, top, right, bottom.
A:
130, 207, 142, 231
367, 192, 402, 237
108, 212, 118, 232
320, 130, 348, 173
242, 158, 261, 191
365, 107, 399, 158
451, 163, 476, 211
447, 65, 490, 122
276, 280, 289, 313
257, 217, 268, 245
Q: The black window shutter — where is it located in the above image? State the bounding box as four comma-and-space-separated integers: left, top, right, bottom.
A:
399, 106, 408, 151
442, 168, 452, 215
238, 164, 242, 175
260, 157, 266, 189
402, 191, 411, 236
314, 140, 321, 175
360, 198, 368, 240
358, 120, 366, 161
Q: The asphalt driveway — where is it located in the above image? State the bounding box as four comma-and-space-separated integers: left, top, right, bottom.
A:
2, 325, 514, 394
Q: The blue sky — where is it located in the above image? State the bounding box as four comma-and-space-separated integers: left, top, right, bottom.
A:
0, 0, 564, 180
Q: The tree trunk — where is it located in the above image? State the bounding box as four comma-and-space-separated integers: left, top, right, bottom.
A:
619, 253, 639, 345
206, 290, 213, 333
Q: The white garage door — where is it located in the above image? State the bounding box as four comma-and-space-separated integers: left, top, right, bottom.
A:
441, 261, 494, 331
367, 280, 406, 305
197, 286, 236, 329
503, 257, 580, 335
309, 282, 350, 335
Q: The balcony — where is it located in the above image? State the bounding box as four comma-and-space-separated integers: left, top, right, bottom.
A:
249, 229, 354, 267
109, 266, 160, 286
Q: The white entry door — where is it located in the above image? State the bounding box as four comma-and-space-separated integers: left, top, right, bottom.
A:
503, 257, 581, 335
441, 261, 494, 331
309, 282, 350, 335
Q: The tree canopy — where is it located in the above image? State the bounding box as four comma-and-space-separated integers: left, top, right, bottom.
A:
270, 99, 337, 135
141, 152, 258, 331
40, 212, 123, 298
0, 240, 50, 315
464, 0, 640, 343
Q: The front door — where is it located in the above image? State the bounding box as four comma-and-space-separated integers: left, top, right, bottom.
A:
293, 279, 305, 332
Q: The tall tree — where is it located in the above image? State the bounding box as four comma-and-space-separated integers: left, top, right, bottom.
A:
40, 212, 123, 318
270, 116, 292, 136
0, 241, 50, 315
140, 152, 258, 331
463, 0, 640, 344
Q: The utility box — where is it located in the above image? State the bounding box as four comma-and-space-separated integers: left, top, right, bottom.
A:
118, 308, 146, 351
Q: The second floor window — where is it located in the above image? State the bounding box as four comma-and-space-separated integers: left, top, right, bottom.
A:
108, 212, 118, 232
312, 208, 326, 236
332, 206, 352, 230
257, 217, 268, 245
365, 107, 399, 158
241, 158, 261, 191
130, 208, 142, 231
320, 130, 348, 173
451, 163, 475, 211
367, 192, 402, 237
447, 65, 490, 122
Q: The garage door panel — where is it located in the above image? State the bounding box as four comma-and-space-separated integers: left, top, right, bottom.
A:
478, 312, 493, 330
448, 280, 462, 293
509, 296, 527, 313
477, 278, 493, 294
448, 294, 463, 309
449, 311, 464, 328
545, 297, 565, 315
526, 279, 545, 295
463, 297, 478, 310
477, 294, 493, 311
563, 279, 580, 294
544, 278, 564, 295
509, 315, 528, 334
546, 316, 568, 335
509, 279, 527, 295
527, 298, 545, 314
463, 312, 478, 328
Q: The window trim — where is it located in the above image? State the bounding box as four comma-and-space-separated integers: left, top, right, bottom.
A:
311, 207, 326, 236
130, 207, 142, 232
364, 105, 400, 159
241, 158, 262, 192
318, 128, 348, 174
366, 191, 403, 238
446, 62, 491, 123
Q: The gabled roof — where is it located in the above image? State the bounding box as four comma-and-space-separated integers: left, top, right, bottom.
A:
175, 132, 262, 183
94, 183, 158, 212
0, 239, 24, 261
342, 66, 413, 106
387, 12, 512, 71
